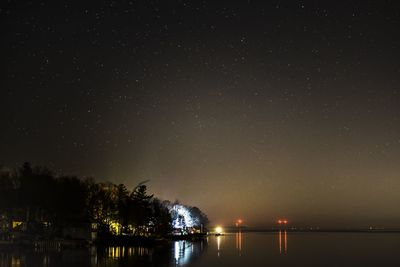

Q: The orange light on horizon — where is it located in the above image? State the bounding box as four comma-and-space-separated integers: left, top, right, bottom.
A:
278, 219, 288, 224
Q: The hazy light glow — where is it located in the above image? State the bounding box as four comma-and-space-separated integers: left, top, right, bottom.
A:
215, 226, 223, 234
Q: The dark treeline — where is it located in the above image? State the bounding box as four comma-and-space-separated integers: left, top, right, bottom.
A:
0, 162, 208, 241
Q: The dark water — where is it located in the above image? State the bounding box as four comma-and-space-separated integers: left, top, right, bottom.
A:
1, 232, 400, 267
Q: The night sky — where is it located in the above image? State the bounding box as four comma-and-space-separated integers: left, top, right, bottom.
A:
1, 1, 400, 228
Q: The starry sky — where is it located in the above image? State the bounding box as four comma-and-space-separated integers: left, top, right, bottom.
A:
1, 0, 400, 228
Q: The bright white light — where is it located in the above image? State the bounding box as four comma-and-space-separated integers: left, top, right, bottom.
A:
171, 205, 198, 228
215, 226, 223, 234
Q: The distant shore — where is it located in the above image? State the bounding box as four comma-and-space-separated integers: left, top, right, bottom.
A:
222, 228, 400, 233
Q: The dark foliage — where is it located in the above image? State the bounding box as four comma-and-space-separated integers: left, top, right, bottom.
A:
0, 162, 206, 239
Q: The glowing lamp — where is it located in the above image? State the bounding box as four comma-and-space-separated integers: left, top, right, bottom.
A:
215, 226, 223, 234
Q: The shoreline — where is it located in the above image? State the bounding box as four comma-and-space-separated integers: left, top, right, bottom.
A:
0, 233, 208, 249
3, 230, 400, 250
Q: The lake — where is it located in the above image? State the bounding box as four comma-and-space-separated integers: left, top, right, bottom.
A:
1, 231, 400, 266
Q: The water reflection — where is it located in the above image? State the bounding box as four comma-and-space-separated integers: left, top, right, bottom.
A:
11, 256, 21, 267
3, 233, 400, 266
174, 241, 190, 265
0, 239, 206, 267
278, 230, 288, 254
235, 230, 242, 256
90, 246, 97, 266
104, 246, 151, 259
98, 240, 206, 267
216, 236, 221, 257
215, 230, 243, 257
174, 239, 207, 266
0, 253, 23, 267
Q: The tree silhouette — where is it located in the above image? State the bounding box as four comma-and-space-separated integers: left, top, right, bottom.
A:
130, 184, 153, 235
0, 163, 209, 241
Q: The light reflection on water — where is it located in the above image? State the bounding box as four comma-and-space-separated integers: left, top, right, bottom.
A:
235, 230, 242, 256
105, 246, 151, 259
278, 230, 287, 254
174, 241, 191, 265
2, 232, 400, 266
218, 229, 287, 257
216, 235, 221, 257
0, 239, 206, 267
